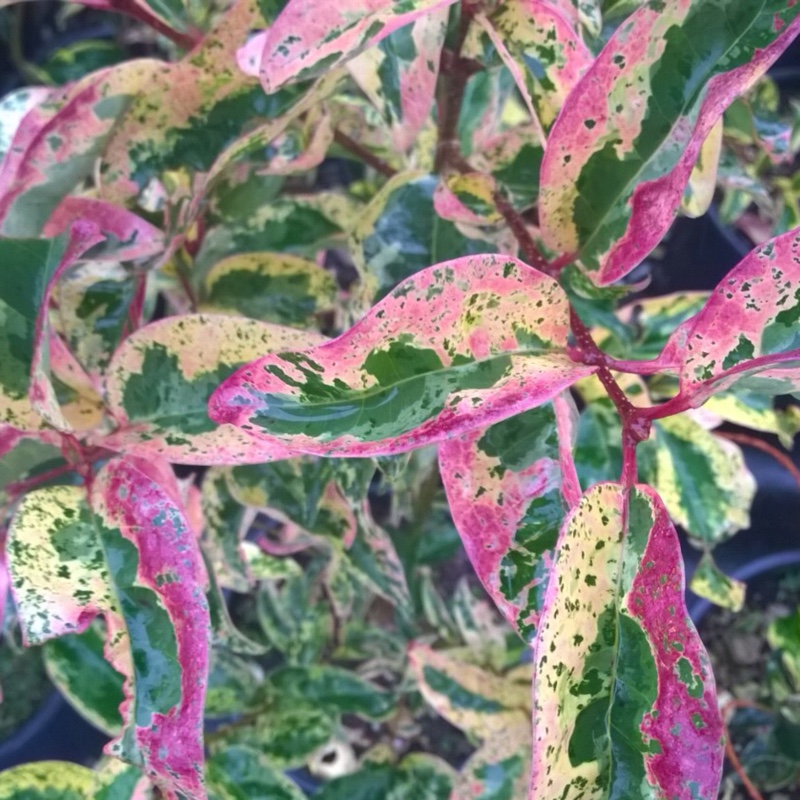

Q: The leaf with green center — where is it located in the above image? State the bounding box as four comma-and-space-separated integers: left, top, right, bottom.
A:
7, 456, 211, 799
640, 415, 755, 545
54, 261, 136, 382
209, 705, 336, 768
103, 313, 325, 464
43, 620, 126, 736
93, 759, 152, 800
0, 60, 160, 236
350, 172, 497, 300
450, 729, 531, 800
0, 427, 65, 508
530, 483, 723, 800
249, 0, 459, 93
206, 745, 308, 800
209, 254, 593, 458
0, 761, 95, 798
689, 552, 745, 612
201, 252, 337, 327
434, 172, 502, 226
265, 665, 394, 719
313, 754, 454, 800
479, 0, 593, 135
439, 402, 572, 643
678, 227, 800, 401
538, 0, 800, 284
348, 9, 448, 152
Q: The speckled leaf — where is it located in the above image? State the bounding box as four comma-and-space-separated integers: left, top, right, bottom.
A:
91, 456, 210, 799
251, 0, 458, 93
434, 172, 502, 226
701, 390, 800, 448
209, 254, 593, 458
43, 197, 165, 261
678, 227, 800, 401
0, 60, 160, 236
530, 483, 723, 800
97, 0, 267, 204
313, 754, 454, 800
640, 415, 755, 545
482, 0, 593, 134
103, 313, 325, 464
681, 119, 723, 219
54, 261, 136, 382
0, 86, 52, 161
0, 761, 94, 799
689, 551, 745, 612
265, 665, 394, 719
209, 704, 335, 767
201, 252, 337, 327
348, 9, 448, 152
43, 620, 126, 736
409, 644, 530, 737
539, 0, 800, 284
349, 172, 497, 299
439, 403, 569, 643
206, 745, 307, 800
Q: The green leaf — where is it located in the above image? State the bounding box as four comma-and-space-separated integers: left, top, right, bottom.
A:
209, 254, 593, 458
539, 0, 800, 284
201, 252, 337, 327
43, 620, 126, 736
206, 745, 308, 800
0, 762, 94, 799
103, 313, 325, 464
530, 484, 723, 799
350, 172, 497, 299
689, 552, 746, 612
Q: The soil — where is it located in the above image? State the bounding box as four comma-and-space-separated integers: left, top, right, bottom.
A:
696, 563, 800, 799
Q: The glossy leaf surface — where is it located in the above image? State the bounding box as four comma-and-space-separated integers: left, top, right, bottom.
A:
678, 227, 800, 401
539, 0, 800, 284
210, 254, 593, 457
439, 403, 568, 643
252, 0, 459, 92
201, 252, 337, 327
104, 313, 325, 464
530, 483, 723, 800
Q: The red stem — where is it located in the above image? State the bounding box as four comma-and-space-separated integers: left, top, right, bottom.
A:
333, 129, 397, 178
721, 699, 767, 800
493, 191, 553, 274
6, 463, 77, 498
113, 0, 201, 50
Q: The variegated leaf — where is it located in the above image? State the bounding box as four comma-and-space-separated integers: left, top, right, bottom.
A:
678, 227, 800, 401
689, 552, 745, 612
409, 644, 531, 800
480, 0, 593, 134
641, 415, 755, 544
209, 254, 594, 458
102, 313, 325, 464
530, 483, 723, 800
0, 224, 104, 432
206, 745, 308, 800
0, 61, 160, 236
0, 86, 53, 161
348, 9, 448, 152
43, 620, 126, 736
7, 457, 211, 799
350, 172, 497, 300
201, 252, 337, 327
0, 762, 94, 799
681, 119, 723, 219
43, 197, 165, 261
439, 403, 569, 643
539, 0, 800, 284
433, 172, 502, 226
250, 0, 459, 93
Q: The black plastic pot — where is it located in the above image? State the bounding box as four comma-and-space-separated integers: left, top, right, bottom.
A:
0, 690, 108, 771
